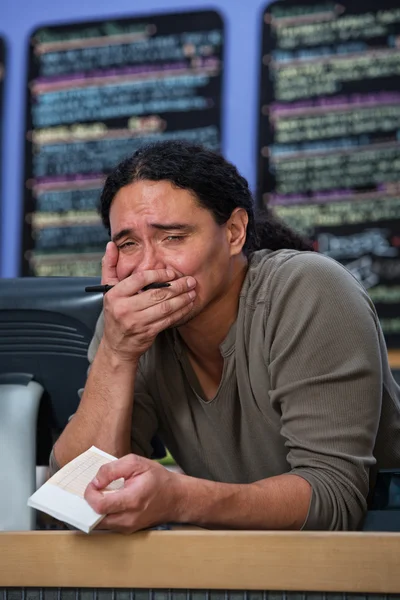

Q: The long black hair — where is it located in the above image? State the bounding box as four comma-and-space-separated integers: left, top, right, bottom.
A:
99, 140, 313, 255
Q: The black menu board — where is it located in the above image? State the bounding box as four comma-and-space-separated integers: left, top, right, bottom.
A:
23, 10, 224, 277
258, 0, 400, 348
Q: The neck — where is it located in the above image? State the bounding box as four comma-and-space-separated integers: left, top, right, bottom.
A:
178, 254, 248, 365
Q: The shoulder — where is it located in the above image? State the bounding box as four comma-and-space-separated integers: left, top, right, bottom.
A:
244, 249, 372, 306
248, 248, 357, 280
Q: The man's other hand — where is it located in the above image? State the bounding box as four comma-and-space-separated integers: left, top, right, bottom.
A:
84, 454, 184, 533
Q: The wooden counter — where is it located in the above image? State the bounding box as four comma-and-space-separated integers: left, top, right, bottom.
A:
1, 529, 400, 593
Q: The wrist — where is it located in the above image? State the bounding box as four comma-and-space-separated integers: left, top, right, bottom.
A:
166, 475, 246, 528
168, 472, 193, 523
168, 473, 223, 525
98, 338, 141, 370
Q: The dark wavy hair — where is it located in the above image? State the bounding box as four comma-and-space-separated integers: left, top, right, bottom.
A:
99, 140, 313, 255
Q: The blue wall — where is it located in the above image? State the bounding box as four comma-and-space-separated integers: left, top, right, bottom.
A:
0, 0, 269, 277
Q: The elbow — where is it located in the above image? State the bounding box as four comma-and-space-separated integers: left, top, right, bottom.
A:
295, 470, 367, 531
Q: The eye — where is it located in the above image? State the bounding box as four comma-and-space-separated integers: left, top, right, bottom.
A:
165, 235, 184, 242
118, 241, 136, 249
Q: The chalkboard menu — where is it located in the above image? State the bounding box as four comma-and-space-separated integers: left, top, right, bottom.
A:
258, 0, 400, 348
23, 10, 224, 277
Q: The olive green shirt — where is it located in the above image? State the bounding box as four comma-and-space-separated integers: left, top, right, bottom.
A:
52, 249, 400, 530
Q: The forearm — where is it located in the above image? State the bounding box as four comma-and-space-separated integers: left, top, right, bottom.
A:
54, 340, 137, 467
173, 473, 311, 530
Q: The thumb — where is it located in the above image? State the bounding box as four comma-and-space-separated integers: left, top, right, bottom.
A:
101, 241, 119, 285
91, 454, 144, 490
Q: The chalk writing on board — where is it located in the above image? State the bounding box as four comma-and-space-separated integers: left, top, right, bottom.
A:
23, 11, 224, 277
258, 0, 400, 347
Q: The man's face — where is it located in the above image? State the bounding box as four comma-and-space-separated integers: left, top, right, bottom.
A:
109, 179, 239, 323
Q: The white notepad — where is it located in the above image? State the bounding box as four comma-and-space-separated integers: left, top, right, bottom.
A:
28, 446, 124, 533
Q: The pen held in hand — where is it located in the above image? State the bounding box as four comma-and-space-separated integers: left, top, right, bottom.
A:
85, 282, 171, 294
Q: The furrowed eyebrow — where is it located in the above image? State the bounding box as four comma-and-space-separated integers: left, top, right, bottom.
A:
111, 224, 195, 243
150, 223, 196, 232
112, 228, 133, 243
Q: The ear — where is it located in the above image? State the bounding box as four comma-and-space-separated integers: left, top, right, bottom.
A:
226, 208, 248, 256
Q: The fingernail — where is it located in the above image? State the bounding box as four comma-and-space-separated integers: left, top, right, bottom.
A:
166, 269, 175, 279
92, 477, 100, 487
187, 277, 196, 288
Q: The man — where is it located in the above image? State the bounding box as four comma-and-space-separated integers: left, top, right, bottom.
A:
51, 140, 400, 532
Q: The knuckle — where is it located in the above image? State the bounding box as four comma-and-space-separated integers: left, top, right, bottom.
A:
144, 327, 157, 342
159, 300, 172, 316
126, 318, 139, 334
162, 316, 174, 330
143, 330, 154, 344
181, 281, 190, 293
111, 496, 125, 512
137, 322, 151, 336
93, 496, 107, 514
98, 463, 110, 479
153, 288, 169, 302
113, 303, 129, 322
131, 494, 145, 512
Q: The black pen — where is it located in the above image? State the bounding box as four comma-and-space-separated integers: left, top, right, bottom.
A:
85, 282, 171, 293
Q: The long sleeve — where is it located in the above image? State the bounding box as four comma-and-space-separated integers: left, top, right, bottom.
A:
265, 252, 383, 530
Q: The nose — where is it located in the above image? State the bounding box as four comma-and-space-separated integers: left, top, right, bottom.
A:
139, 243, 166, 272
